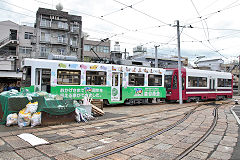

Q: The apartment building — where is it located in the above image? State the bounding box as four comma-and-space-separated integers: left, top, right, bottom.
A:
34, 8, 82, 60
0, 20, 34, 92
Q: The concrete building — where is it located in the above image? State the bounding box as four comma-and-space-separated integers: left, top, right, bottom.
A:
83, 39, 110, 62
195, 59, 224, 71
34, 8, 82, 60
0, 20, 34, 92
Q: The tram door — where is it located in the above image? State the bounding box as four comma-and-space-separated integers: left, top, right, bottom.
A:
35, 68, 51, 92
111, 72, 122, 101
209, 78, 216, 90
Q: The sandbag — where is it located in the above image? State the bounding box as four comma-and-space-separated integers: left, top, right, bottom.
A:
18, 108, 31, 127
31, 112, 41, 127
6, 113, 18, 126
25, 102, 38, 114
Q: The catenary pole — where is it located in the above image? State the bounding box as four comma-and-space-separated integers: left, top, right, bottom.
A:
238, 55, 240, 95
155, 45, 158, 68
176, 20, 183, 104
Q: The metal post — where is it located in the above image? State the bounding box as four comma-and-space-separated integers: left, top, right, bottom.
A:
176, 20, 183, 104
238, 55, 240, 95
155, 46, 158, 68
124, 48, 127, 59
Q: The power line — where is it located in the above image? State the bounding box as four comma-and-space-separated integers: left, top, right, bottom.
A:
183, 32, 228, 59
186, 1, 240, 25
33, 0, 131, 31
112, 0, 171, 26
191, 26, 240, 32
0, 7, 35, 18
101, 0, 144, 17
0, 0, 36, 13
190, 0, 210, 41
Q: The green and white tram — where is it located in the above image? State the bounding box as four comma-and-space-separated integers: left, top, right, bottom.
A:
21, 58, 166, 105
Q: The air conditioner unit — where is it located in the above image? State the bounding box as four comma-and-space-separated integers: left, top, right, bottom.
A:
7, 56, 18, 59
72, 48, 77, 52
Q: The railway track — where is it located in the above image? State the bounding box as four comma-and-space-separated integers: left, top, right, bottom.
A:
86, 107, 197, 160
84, 101, 228, 160
0, 101, 228, 160
174, 101, 230, 160
0, 104, 197, 152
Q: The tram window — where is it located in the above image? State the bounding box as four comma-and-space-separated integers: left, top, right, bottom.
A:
22, 67, 31, 87
57, 69, 80, 85
129, 73, 144, 86
164, 71, 173, 90
148, 74, 162, 86
182, 78, 185, 90
218, 78, 232, 87
112, 74, 118, 86
188, 76, 207, 87
86, 71, 106, 85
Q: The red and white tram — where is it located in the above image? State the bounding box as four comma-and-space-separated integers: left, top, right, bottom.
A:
165, 68, 233, 102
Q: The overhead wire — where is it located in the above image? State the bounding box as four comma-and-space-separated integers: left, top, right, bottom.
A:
33, 0, 131, 31
112, 0, 171, 26
0, 7, 35, 18
190, 0, 209, 41
101, 0, 144, 17
183, 32, 228, 59
186, 0, 240, 25
0, 0, 239, 60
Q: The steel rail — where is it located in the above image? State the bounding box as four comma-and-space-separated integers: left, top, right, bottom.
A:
175, 106, 219, 160
86, 107, 197, 160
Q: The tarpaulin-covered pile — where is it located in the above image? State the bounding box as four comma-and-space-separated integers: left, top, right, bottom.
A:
0, 89, 75, 124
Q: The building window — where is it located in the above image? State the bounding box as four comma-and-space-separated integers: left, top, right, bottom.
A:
40, 19, 50, 27
24, 32, 33, 39
57, 69, 80, 85
58, 22, 68, 29
148, 74, 162, 86
84, 45, 91, 51
19, 46, 32, 54
41, 32, 50, 42
188, 76, 207, 87
57, 48, 66, 55
129, 73, 144, 86
58, 35, 65, 43
40, 47, 50, 57
70, 37, 77, 46
86, 71, 106, 85
103, 46, 109, 53
71, 24, 79, 32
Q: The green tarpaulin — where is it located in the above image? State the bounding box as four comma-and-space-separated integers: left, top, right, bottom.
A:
0, 90, 75, 124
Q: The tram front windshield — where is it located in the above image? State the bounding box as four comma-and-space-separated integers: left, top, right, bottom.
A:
22, 66, 31, 87
164, 70, 173, 90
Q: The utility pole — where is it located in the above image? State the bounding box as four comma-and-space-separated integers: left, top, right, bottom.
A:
124, 48, 127, 59
154, 45, 159, 68
176, 20, 183, 104
238, 55, 240, 95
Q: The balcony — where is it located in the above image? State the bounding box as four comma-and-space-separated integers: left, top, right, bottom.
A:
0, 59, 15, 71
40, 20, 69, 31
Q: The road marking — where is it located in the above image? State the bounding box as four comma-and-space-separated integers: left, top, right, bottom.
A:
231, 106, 240, 125
18, 133, 49, 146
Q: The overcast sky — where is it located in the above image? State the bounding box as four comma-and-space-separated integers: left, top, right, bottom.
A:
0, 0, 240, 63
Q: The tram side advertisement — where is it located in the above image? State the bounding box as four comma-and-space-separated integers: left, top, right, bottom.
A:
50, 86, 166, 104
